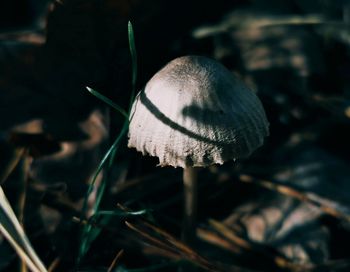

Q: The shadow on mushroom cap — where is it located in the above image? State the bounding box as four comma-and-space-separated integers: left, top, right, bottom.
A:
128, 56, 269, 168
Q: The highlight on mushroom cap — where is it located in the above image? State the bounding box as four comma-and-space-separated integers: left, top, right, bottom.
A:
128, 55, 269, 168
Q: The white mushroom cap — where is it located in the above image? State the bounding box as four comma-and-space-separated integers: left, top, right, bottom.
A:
128, 56, 269, 168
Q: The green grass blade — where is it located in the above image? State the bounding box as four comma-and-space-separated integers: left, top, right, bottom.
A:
115, 261, 182, 272
78, 121, 129, 261
128, 21, 138, 110
0, 186, 47, 272
86, 121, 129, 199
79, 21, 138, 264
95, 209, 149, 217
86, 87, 129, 119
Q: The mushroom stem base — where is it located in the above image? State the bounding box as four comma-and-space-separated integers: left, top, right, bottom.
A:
182, 167, 198, 245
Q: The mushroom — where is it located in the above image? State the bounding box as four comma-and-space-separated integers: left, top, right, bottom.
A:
128, 55, 269, 244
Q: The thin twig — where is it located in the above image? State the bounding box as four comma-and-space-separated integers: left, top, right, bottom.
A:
107, 249, 124, 272
239, 174, 350, 222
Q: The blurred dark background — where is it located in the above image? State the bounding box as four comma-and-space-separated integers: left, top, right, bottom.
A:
1, 0, 350, 271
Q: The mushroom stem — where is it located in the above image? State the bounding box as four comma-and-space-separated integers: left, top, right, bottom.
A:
182, 167, 198, 244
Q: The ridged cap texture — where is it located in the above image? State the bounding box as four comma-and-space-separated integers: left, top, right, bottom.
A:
128, 56, 269, 168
